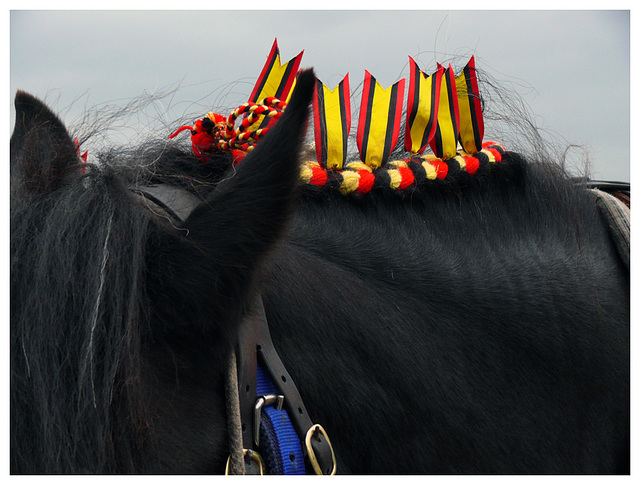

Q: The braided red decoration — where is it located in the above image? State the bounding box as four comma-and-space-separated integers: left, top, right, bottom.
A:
169, 98, 287, 164
75, 138, 88, 175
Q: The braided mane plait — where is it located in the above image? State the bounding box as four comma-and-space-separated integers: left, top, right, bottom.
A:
300, 142, 506, 195
170, 95, 507, 195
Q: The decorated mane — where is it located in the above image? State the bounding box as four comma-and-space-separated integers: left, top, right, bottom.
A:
169, 39, 506, 195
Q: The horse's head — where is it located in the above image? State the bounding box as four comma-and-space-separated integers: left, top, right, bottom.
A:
10, 70, 316, 473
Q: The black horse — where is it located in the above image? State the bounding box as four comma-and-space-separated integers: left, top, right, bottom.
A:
10, 69, 629, 474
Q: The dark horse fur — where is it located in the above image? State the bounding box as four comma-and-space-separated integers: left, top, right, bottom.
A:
10, 69, 629, 474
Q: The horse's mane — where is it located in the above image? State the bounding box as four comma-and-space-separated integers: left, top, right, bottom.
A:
10, 162, 155, 472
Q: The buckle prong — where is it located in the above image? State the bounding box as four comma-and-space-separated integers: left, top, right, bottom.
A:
253, 394, 285, 447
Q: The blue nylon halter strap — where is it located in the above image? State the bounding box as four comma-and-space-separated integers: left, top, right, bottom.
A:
256, 365, 306, 474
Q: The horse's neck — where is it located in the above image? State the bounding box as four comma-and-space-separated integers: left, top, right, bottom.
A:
265, 176, 626, 337
256, 179, 628, 473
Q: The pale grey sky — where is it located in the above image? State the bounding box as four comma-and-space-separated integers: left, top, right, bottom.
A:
9, 9, 630, 181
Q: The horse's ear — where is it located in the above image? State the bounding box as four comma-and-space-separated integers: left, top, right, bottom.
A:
148, 69, 316, 345
11, 91, 81, 192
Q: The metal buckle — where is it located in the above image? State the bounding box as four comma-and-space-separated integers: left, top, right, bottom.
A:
305, 424, 337, 475
253, 394, 285, 447
225, 449, 265, 475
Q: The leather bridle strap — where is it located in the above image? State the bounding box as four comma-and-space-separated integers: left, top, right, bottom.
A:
132, 184, 202, 222
236, 296, 336, 475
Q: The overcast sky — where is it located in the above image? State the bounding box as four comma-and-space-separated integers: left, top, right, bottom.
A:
9, 9, 630, 181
